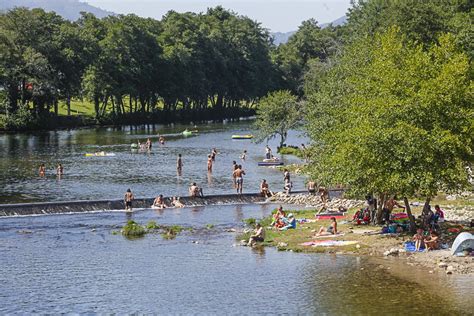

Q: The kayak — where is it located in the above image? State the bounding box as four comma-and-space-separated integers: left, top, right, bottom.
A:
232, 134, 253, 139
85, 152, 116, 157
258, 161, 284, 166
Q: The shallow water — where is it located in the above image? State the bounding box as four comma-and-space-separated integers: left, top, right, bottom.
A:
0, 121, 306, 203
0, 204, 472, 314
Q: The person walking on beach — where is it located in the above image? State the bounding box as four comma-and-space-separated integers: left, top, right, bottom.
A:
124, 188, 134, 212
39, 164, 46, 177
233, 164, 246, 195
177, 154, 183, 172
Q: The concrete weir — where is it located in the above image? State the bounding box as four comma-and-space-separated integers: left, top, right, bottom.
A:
0, 193, 275, 217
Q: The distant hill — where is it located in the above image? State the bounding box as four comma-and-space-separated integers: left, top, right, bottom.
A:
272, 15, 348, 45
0, 0, 114, 20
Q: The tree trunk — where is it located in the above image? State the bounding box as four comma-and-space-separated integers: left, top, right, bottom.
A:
54, 98, 58, 116
376, 193, 386, 224
94, 95, 100, 119
7, 81, 19, 115
403, 197, 416, 233
67, 94, 71, 116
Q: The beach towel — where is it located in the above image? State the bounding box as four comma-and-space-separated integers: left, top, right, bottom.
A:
300, 240, 358, 247
312, 232, 345, 239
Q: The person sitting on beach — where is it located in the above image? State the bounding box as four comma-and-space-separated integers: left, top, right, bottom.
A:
124, 188, 134, 212
189, 183, 204, 197
260, 179, 272, 198
171, 196, 184, 208
413, 228, 425, 251
434, 205, 445, 223
248, 223, 265, 246
271, 206, 286, 228
307, 181, 316, 195
279, 213, 296, 231
153, 194, 166, 209
315, 217, 338, 236
424, 231, 440, 251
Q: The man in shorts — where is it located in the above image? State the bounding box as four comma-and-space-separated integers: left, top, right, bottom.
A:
233, 165, 246, 195
124, 188, 134, 212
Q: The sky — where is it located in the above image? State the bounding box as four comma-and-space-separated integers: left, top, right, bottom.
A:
87, 0, 352, 32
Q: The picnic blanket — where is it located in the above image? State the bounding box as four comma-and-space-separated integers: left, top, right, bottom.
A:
301, 240, 358, 247
312, 232, 345, 239
404, 241, 425, 252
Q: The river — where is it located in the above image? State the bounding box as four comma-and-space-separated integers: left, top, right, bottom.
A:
0, 121, 305, 204
1, 122, 472, 314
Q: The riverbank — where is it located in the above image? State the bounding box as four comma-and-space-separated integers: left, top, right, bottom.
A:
238, 196, 474, 275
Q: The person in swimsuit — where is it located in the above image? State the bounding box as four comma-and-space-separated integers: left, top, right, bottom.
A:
232, 161, 238, 188
260, 179, 272, 198
39, 164, 46, 177
153, 194, 166, 209
189, 183, 204, 197
56, 163, 63, 177
159, 136, 165, 145
146, 138, 152, 150
315, 217, 338, 236
211, 148, 217, 161
248, 223, 265, 246
240, 150, 247, 160
233, 165, 246, 195
265, 145, 272, 159
207, 154, 213, 172
171, 196, 184, 208
284, 179, 292, 195
382, 196, 405, 224
283, 169, 290, 182
177, 154, 183, 173
124, 188, 134, 212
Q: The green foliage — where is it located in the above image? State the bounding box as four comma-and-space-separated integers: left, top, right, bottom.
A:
277, 146, 304, 158
243, 218, 256, 226
205, 224, 214, 229
306, 27, 473, 200
122, 220, 147, 238
254, 90, 302, 148
1, 106, 36, 130
146, 220, 160, 230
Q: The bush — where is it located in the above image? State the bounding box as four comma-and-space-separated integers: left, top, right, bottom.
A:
277, 145, 305, 158
2, 106, 37, 130
122, 220, 146, 238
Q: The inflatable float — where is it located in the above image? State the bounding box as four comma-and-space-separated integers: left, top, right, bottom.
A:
232, 134, 253, 140
85, 152, 116, 157
182, 130, 193, 136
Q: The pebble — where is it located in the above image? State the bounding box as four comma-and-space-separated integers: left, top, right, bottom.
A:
446, 266, 454, 274
438, 262, 448, 268
277, 242, 288, 247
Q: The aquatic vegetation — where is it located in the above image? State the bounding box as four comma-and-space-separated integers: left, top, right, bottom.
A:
206, 224, 215, 229
146, 220, 160, 230
161, 225, 184, 239
122, 220, 147, 238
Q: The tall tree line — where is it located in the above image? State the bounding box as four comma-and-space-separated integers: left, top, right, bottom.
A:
0, 6, 286, 128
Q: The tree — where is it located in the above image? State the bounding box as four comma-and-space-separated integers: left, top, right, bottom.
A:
254, 90, 302, 148
305, 28, 473, 230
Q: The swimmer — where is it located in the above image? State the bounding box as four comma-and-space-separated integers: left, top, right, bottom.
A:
146, 138, 152, 150
39, 164, 46, 177
159, 135, 165, 145
56, 163, 63, 176
124, 188, 134, 211
211, 148, 217, 161
240, 150, 247, 160
177, 154, 183, 172
207, 154, 213, 172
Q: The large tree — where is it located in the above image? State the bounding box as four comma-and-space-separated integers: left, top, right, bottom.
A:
305, 27, 473, 230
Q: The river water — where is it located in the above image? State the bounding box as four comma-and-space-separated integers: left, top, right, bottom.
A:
1, 204, 472, 314
1, 123, 472, 314
0, 121, 305, 204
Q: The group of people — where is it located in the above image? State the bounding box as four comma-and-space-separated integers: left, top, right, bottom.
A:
413, 228, 440, 251
270, 206, 296, 230
38, 163, 64, 178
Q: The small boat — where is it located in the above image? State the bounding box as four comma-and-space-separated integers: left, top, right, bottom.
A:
258, 160, 284, 166
232, 134, 253, 139
182, 129, 193, 136
85, 152, 116, 157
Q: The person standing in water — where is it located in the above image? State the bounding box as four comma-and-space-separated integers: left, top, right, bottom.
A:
56, 163, 63, 178
177, 154, 183, 173
159, 135, 165, 145
124, 188, 134, 212
233, 164, 246, 195
211, 148, 217, 161
207, 154, 213, 172
265, 145, 272, 159
145, 138, 152, 150
240, 150, 247, 160
39, 164, 46, 177
283, 169, 290, 183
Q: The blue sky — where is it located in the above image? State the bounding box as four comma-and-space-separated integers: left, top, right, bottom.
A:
87, 0, 352, 32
